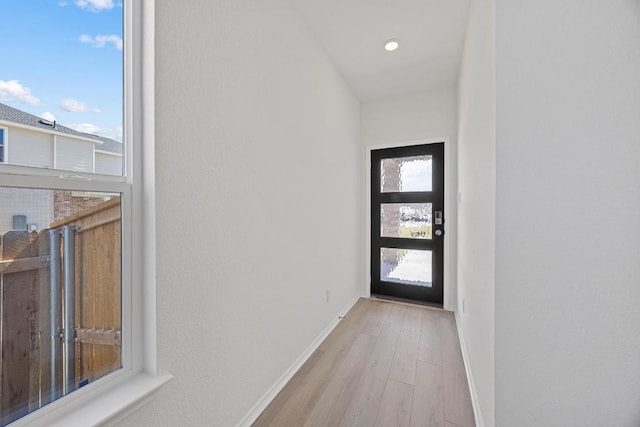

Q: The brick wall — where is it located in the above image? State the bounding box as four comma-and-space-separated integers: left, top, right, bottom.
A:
53, 191, 113, 222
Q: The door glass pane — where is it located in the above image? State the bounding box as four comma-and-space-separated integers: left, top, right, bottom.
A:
0, 186, 122, 423
380, 248, 432, 287
381, 203, 432, 239
381, 155, 432, 192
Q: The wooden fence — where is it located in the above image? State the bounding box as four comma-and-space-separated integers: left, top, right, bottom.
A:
0, 198, 121, 425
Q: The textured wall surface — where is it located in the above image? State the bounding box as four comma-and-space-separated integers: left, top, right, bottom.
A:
117, 1, 362, 425
456, 0, 496, 424
361, 87, 457, 147
495, 1, 640, 425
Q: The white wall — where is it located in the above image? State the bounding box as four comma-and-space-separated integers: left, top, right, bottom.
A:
95, 152, 122, 176
117, 1, 361, 425
495, 1, 640, 425
361, 87, 457, 147
7, 127, 53, 169
361, 87, 458, 309
56, 136, 94, 173
456, 0, 495, 425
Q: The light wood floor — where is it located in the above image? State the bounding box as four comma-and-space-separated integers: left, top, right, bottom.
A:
253, 297, 476, 427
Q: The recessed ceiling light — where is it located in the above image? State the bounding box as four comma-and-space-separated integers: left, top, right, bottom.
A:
384, 39, 399, 52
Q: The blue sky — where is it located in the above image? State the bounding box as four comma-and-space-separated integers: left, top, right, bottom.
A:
0, 0, 123, 141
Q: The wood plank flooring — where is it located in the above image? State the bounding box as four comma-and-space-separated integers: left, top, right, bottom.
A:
253, 297, 475, 427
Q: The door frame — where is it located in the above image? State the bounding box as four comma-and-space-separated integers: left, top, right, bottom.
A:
364, 137, 455, 310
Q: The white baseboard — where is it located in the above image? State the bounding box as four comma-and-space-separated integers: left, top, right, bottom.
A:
454, 311, 484, 427
236, 295, 362, 427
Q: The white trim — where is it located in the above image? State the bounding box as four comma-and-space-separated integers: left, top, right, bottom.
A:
0, 120, 104, 145
455, 311, 484, 427
364, 137, 456, 310
95, 150, 124, 158
0, 171, 127, 193
53, 134, 57, 169
13, 373, 172, 427
0, 165, 126, 184
140, 0, 158, 373
50, 373, 172, 427
236, 295, 362, 427
123, 0, 135, 184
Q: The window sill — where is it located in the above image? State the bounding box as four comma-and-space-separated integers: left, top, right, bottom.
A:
17, 372, 173, 427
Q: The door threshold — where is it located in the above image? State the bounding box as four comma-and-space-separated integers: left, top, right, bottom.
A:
370, 293, 444, 310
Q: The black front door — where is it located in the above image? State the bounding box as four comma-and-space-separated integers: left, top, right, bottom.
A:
371, 143, 445, 305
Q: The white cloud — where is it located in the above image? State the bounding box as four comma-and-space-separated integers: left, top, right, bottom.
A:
60, 98, 101, 113
60, 98, 87, 112
0, 80, 40, 105
79, 34, 123, 51
67, 124, 122, 142
74, 0, 113, 12
67, 123, 101, 134
99, 126, 123, 141
110, 126, 123, 140
41, 112, 56, 122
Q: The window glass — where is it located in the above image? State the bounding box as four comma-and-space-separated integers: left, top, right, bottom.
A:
0, 1, 127, 424
380, 155, 432, 192
0, 187, 122, 425
0, 1, 123, 175
380, 248, 432, 287
381, 203, 432, 239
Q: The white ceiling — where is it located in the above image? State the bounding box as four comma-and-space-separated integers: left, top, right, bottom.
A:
290, 0, 471, 102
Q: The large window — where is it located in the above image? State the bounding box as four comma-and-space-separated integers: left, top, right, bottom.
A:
0, 1, 163, 426
0, 1, 123, 175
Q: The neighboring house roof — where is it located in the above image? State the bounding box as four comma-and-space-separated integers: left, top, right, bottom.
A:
93, 135, 123, 155
0, 102, 122, 155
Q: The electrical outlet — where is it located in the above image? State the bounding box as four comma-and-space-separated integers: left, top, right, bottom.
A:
326, 288, 331, 303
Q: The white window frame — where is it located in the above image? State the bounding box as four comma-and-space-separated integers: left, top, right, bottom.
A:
0, 1, 171, 426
